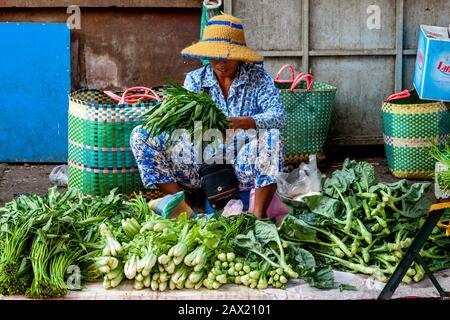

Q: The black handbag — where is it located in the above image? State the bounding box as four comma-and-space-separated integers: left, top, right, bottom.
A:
199, 164, 239, 210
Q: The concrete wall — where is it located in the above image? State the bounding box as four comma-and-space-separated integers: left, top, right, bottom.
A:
0, 2, 203, 90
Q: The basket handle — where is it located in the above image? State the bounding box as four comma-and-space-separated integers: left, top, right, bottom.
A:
203, 0, 222, 9
290, 73, 314, 91
386, 89, 411, 102
104, 86, 161, 105
274, 64, 295, 83
103, 91, 122, 101
120, 86, 161, 104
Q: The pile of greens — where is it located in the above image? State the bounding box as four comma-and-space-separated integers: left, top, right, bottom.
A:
0, 188, 128, 298
3, 159, 447, 298
282, 159, 450, 283
94, 209, 336, 291
142, 81, 229, 144
0, 188, 335, 297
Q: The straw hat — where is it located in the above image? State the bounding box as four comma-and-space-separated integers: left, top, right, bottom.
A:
181, 14, 263, 63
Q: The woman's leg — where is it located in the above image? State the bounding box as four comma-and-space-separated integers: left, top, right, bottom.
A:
157, 182, 181, 194
234, 129, 284, 218
130, 126, 200, 191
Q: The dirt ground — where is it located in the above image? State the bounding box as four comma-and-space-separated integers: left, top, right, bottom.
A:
0, 146, 435, 207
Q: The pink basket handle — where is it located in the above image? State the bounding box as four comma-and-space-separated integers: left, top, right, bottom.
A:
103, 91, 122, 101
121, 94, 161, 104
120, 86, 161, 104
386, 89, 411, 102
104, 86, 161, 105
290, 73, 314, 91
274, 64, 295, 83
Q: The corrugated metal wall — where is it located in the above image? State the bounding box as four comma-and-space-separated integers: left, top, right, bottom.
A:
226, 0, 450, 145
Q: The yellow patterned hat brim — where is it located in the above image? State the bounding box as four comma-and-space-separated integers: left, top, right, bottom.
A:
181, 41, 263, 63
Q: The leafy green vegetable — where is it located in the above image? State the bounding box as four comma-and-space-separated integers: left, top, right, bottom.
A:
278, 159, 445, 285
0, 187, 129, 298
142, 81, 229, 147
288, 245, 315, 274
279, 215, 318, 243
303, 266, 335, 289
338, 283, 358, 292
301, 194, 342, 219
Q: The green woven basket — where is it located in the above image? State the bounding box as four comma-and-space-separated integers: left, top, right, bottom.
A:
68, 89, 162, 196
381, 89, 450, 180
275, 66, 337, 164
200, 2, 221, 66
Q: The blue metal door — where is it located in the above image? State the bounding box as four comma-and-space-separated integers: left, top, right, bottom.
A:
0, 22, 70, 162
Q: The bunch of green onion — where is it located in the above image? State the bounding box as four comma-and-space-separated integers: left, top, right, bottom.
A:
430, 140, 450, 192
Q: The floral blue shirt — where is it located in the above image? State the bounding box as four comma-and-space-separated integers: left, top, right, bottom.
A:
183, 62, 287, 130
129, 62, 285, 193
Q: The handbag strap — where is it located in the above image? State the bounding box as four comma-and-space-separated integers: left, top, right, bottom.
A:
291, 73, 314, 91
274, 64, 295, 83
104, 86, 161, 105
386, 89, 411, 102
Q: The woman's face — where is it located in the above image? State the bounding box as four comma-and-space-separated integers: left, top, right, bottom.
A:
210, 60, 239, 78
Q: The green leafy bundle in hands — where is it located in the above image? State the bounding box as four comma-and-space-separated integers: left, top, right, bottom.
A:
142, 81, 230, 143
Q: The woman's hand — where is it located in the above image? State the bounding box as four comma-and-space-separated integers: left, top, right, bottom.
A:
228, 117, 257, 130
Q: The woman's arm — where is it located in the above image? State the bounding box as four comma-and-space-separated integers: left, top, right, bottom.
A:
228, 116, 256, 130
251, 69, 287, 131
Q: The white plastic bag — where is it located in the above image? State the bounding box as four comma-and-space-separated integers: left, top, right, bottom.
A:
276, 155, 322, 199
49, 165, 68, 187
222, 199, 244, 217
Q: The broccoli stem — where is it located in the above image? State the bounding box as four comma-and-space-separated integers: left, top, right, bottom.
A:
371, 242, 401, 253
361, 247, 370, 264
334, 228, 364, 241
317, 252, 377, 275
355, 218, 372, 245
304, 224, 353, 257
362, 200, 372, 220
376, 253, 400, 263
379, 189, 408, 215
356, 183, 375, 220
376, 257, 396, 274
395, 229, 404, 246
333, 186, 355, 232
249, 247, 297, 279
420, 247, 447, 259
350, 238, 360, 256
413, 262, 425, 282
370, 202, 387, 220
286, 239, 335, 248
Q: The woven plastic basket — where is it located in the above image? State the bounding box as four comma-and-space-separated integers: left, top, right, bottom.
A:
381, 89, 450, 180
200, 1, 222, 66
274, 65, 337, 164
68, 88, 162, 196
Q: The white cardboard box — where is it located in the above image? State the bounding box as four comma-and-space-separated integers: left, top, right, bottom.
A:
413, 25, 450, 102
